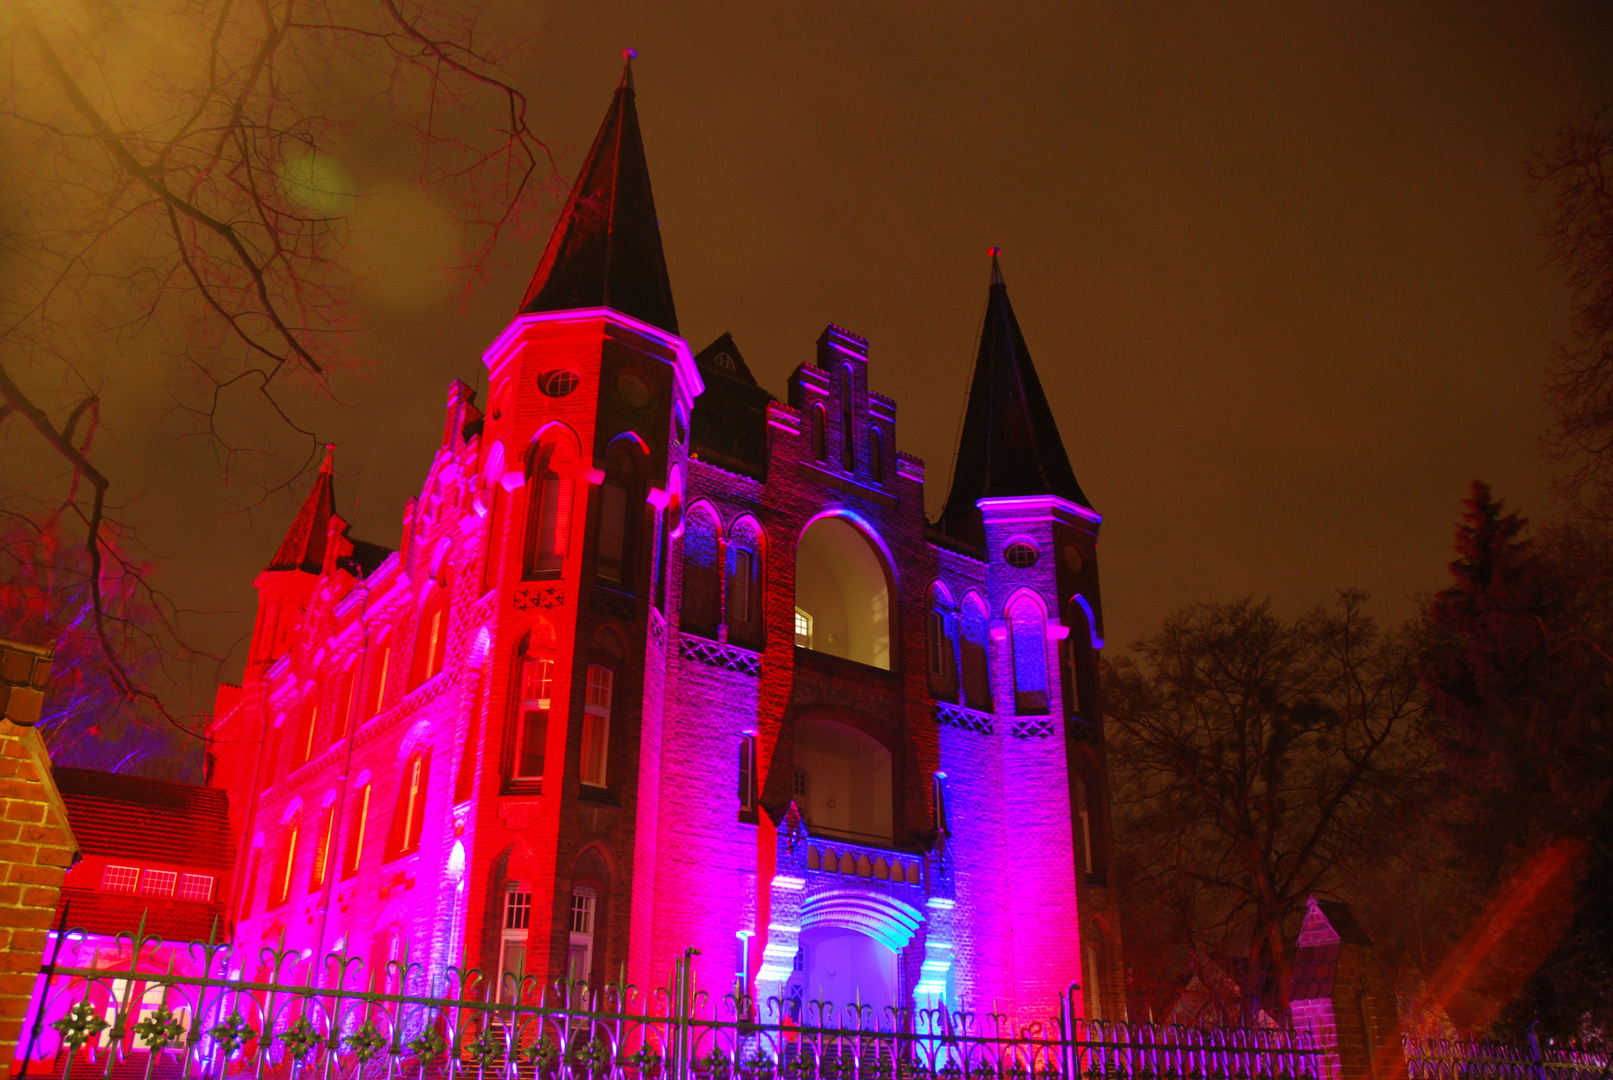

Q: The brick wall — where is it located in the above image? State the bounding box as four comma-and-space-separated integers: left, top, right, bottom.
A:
0, 720, 77, 1080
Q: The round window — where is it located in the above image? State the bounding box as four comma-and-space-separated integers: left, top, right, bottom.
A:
542, 369, 580, 397
1061, 544, 1085, 574
617, 370, 653, 408
1004, 541, 1039, 568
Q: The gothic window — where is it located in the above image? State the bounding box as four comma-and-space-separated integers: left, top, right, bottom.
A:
1075, 775, 1094, 875
568, 886, 597, 983
596, 439, 646, 587
293, 698, 320, 771
365, 634, 393, 719
1009, 596, 1049, 715
932, 772, 950, 836
343, 783, 371, 878
726, 518, 764, 649
811, 404, 827, 461
308, 807, 334, 892
388, 751, 430, 859
512, 641, 552, 782
413, 565, 452, 686
523, 436, 577, 579
498, 884, 532, 1002
927, 593, 957, 701
841, 365, 855, 472
738, 734, 757, 813
680, 508, 722, 637
581, 665, 613, 787
271, 823, 299, 908
868, 427, 884, 484
334, 661, 358, 742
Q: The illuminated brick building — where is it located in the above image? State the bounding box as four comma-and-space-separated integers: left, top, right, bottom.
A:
209, 58, 1124, 1021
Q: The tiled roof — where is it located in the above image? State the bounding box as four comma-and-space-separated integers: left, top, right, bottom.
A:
518, 57, 679, 335
52, 768, 234, 869
55, 887, 228, 943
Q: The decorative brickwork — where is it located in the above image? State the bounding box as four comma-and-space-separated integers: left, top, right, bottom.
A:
677, 636, 762, 677
935, 703, 994, 735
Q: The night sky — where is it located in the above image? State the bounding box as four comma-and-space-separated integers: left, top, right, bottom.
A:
108, 3, 1613, 707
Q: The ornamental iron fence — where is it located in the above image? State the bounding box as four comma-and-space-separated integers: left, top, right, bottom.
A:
1402, 1035, 1610, 1080
18, 921, 1325, 1080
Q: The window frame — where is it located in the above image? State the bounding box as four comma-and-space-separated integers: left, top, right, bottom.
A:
580, 665, 614, 788
512, 651, 553, 782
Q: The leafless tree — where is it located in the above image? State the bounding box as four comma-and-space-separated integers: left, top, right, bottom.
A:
0, 0, 559, 731
1106, 592, 1427, 1023
1534, 106, 1613, 520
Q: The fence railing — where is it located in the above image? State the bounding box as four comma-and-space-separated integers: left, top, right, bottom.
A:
19, 923, 1326, 1080
1403, 1035, 1611, 1080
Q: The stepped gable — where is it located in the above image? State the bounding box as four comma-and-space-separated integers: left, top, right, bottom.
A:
517, 54, 679, 335
690, 332, 774, 479
939, 252, 1091, 544
52, 767, 234, 869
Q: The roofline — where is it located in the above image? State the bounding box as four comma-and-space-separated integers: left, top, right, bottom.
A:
481, 308, 705, 410
976, 494, 1102, 525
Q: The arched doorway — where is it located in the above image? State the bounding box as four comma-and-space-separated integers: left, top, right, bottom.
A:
794, 516, 891, 669
794, 717, 892, 841
786, 891, 923, 1028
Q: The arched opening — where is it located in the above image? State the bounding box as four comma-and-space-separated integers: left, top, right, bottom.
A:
794, 516, 890, 669
727, 517, 765, 649
413, 563, 452, 686
960, 594, 991, 711
596, 436, 647, 588
794, 717, 892, 841
523, 430, 579, 579
927, 586, 956, 702
680, 506, 722, 637
1008, 595, 1049, 715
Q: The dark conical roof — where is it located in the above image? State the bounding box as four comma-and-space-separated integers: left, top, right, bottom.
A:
266, 447, 337, 574
517, 56, 678, 335
939, 254, 1091, 542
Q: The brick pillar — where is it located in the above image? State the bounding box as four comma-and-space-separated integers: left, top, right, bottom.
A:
0, 637, 77, 1080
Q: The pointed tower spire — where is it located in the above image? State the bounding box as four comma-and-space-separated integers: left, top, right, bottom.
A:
517, 50, 679, 335
266, 446, 338, 573
939, 251, 1091, 544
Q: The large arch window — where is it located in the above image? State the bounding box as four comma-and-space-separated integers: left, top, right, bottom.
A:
523, 434, 578, 579
1009, 596, 1050, 715
794, 717, 892, 841
794, 516, 891, 669
727, 517, 764, 649
413, 564, 452, 686
960, 595, 992, 710
927, 588, 957, 701
680, 507, 722, 637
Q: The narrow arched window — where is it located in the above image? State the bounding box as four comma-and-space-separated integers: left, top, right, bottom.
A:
294, 699, 319, 770
511, 638, 552, 782
1009, 597, 1049, 715
388, 751, 430, 858
342, 783, 371, 878
927, 597, 957, 701
726, 519, 764, 649
524, 440, 575, 579
868, 427, 884, 484
596, 439, 645, 588
680, 510, 722, 637
333, 661, 358, 741
365, 636, 392, 719
413, 566, 452, 686
481, 450, 506, 594
811, 404, 827, 461
960, 596, 992, 711
841, 365, 855, 472
581, 665, 613, 788
271, 823, 299, 907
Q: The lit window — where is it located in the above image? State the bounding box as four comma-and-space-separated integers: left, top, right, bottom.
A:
101, 865, 139, 893
309, 809, 334, 892
395, 754, 428, 855
499, 884, 532, 1002
581, 666, 613, 787
570, 891, 596, 935
344, 784, 371, 878
526, 470, 574, 577
514, 654, 553, 780
179, 874, 215, 902
568, 887, 597, 983
273, 826, 299, 907
794, 608, 813, 649
141, 870, 177, 898
1005, 542, 1039, 568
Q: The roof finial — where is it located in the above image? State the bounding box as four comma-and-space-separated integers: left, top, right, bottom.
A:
621, 47, 637, 90
988, 246, 1005, 287
319, 444, 335, 475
